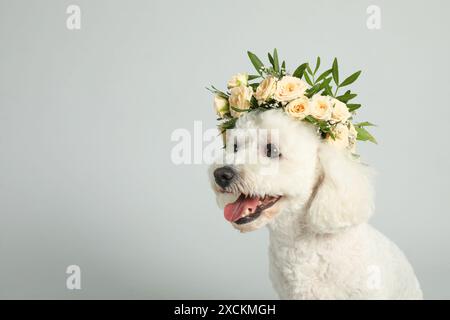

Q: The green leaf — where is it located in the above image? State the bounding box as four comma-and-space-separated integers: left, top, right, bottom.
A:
250, 96, 259, 109
318, 120, 331, 132
347, 103, 361, 112
355, 126, 377, 144
305, 83, 321, 96
336, 92, 357, 103
303, 72, 313, 86
332, 58, 339, 85
220, 117, 237, 129
248, 74, 260, 81
355, 121, 376, 127
281, 61, 286, 70
206, 86, 228, 99
293, 63, 308, 79
315, 69, 332, 83
306, 64, 313, 75
268, 53, 274, 67
304, 115, 318, 124
340, 70, 362, 87
249, 82, 260, 90
273, 48, 280, 73
247, 51, 264, 75
324, 84, 334, 96
231, 106, 251, 113
318, 77, 332, 92
313, 56, 321, 75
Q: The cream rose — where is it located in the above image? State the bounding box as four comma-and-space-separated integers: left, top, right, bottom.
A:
310, 94, 332, 120
214, 95, 229, 118
327, 123, 349, 149
274, 76, 307, 102
254, 76, 276, 103
228, 85, 253, 117
285, 97, 310, 120
227, 73, 248, 89
331, 98, 351, 122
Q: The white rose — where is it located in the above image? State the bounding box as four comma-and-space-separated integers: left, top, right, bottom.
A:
228, 85, 253, 117
227, 73, 248, 89
327, 122, 349, 149
214, 95, 229, 118
274, 76, 307, 102
254, 76, 277, 103
331, 98, 351, 122
310, 94, 332, 120
285, 97, 310, 120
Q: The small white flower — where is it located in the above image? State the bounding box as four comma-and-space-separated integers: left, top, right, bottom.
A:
348, 123, 358, 153
310, 94, 332, 120
227, 73, 248, 89
254, 76, 277, 103
331, 98, 351, 122
274, 76, 307, 102
214, 95, 229, 118
285, 97, 310, 120
327, 122, 350, 149
349, 123, 358, 139
228, 85, 253, 117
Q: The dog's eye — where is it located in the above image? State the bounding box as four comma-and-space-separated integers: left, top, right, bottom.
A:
233, 143, 238, 153
266, 144, 281, 158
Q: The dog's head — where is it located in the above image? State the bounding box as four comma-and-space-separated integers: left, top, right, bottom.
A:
209, 109, 374, 233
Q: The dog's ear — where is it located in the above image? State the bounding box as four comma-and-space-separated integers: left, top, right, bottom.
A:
306, 143, 375, 234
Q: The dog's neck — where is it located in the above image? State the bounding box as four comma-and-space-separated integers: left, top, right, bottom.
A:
267, 204, 355, 248
267, 204, 311, 243
267, 165, 325, 244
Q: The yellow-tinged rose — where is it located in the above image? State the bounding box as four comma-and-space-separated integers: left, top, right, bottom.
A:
310, 94, 332, 120
274, 76, 307, 102
228, 85, 253, 117
254, 76, 277, 103
327, 122, 349, 149
331, 98, 351, 122
285, 97, 310, 120
227, 73, 248, 89
214, 95, 229, 117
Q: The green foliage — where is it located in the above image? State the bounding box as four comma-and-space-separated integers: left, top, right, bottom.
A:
355, 126, 377, 144
209, 49, 376, 147
293, 63, 309, 79
340, 71, 362, 87
247, 51, 264, 75
206, 85, 228, 99
219, 117, 237, 131
332, 58, 339, 85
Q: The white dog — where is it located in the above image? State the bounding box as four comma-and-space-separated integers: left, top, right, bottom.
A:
209, 109, 422, 299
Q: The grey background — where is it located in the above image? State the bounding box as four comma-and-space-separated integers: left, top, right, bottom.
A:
0, 0, 449, 299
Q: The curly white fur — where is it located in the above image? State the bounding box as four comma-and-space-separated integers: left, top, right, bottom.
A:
210, 109, 422, 299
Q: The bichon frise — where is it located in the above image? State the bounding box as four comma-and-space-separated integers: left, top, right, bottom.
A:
209, 109, 422, 299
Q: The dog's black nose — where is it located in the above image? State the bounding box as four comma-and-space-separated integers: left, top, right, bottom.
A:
214, 166, 236, 188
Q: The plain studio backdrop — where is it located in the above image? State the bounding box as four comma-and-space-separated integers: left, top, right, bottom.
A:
0, 0, 449, 299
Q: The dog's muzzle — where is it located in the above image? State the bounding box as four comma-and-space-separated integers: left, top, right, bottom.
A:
213, 166, 235, 188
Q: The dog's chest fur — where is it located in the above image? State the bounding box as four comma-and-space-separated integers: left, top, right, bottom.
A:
268, 224, 372, 299
267, 213, 422, 299
265, 204, 411, 300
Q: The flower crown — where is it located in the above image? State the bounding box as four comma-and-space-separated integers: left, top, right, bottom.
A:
208, 49, 376, 153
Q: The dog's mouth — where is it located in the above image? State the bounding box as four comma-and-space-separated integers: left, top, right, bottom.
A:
223, 193, 282, 225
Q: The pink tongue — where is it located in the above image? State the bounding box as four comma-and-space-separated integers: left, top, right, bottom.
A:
224, 195, 259, 222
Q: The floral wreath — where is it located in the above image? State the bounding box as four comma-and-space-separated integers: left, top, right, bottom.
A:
208, 49, 376, 153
